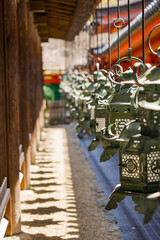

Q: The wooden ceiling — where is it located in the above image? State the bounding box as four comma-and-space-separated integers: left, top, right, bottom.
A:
29, 0, 100, 42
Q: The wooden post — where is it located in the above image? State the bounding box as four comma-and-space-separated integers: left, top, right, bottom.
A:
3, 0, 21, 234
0, 0, 8, 185
28, 12, 37, 164
18, 0, 31, 189
27, 9, 44, 164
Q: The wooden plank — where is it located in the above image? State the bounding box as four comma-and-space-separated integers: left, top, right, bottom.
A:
29, 0, 45, 12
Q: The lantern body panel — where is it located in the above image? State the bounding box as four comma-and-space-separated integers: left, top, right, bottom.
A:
119, 141, 160, 193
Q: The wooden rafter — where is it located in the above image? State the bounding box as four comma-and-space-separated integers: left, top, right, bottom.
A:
30, 0, 45, 12
30, 0, 101, 42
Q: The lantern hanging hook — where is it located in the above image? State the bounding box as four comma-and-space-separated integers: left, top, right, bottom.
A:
148, 23, 160, 58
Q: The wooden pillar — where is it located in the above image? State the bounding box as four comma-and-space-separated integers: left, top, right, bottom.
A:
28, 10, 44, 163
0, 0, 7, 186
3, 0, 21, 234
18, 0, 31, 189
28, 12, 37, 164
0, 0, 12, 235
35, 34, 43, 149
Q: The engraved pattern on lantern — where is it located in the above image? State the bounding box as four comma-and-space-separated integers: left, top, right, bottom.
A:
147, 151, 160, 183
96, 118, 106, 132
115, 118, 131, 135
122, 154, 140, 179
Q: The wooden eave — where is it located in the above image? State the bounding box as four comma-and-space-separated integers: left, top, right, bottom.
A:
29, 0, 100, 42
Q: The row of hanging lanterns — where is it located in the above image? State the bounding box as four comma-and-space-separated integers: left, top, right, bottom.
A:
60, 0, 160, 224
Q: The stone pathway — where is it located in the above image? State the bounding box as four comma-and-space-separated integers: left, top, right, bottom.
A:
4, 125, 122, 240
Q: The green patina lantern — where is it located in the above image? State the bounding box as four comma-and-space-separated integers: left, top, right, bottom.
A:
100, 81, 138, 162
87, 97, 107, 150
75, 96, 91, 134
105, 31, 160, 219
88, 84, 111, 150
105, 130, 160, 216
87, 64, 115, 151
99, 52, 152, 162
107, 84, 137, 136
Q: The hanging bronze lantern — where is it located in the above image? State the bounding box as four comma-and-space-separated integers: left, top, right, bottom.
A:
100, 72, 138, 162
87, 66, 113, 151
105, 25, 160, 217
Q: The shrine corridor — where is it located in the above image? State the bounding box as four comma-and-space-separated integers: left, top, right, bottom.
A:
4, 125, 121, 240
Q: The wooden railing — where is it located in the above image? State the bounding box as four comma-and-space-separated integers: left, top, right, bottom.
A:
19, 144, 25, 188
0, 178, 11, 238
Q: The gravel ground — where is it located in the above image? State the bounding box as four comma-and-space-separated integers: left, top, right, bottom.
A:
4, 125, 122, 240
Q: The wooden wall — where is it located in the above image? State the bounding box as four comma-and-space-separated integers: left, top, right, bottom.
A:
0, 0, 44, 235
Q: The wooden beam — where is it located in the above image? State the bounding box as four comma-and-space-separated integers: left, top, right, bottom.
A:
46, 0, 76, 6
46, 7, 73, 16
39, 32, 48, 38
45, 2, 75, 11
40, 36, 48, 43
47, 11, 86, 21
30, 0, 45, 12
37, 25, 48, 32
48, 25, 68, 32
47, 12, 72, 21
34, 13, 47, 25
48, 19, 70, 26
